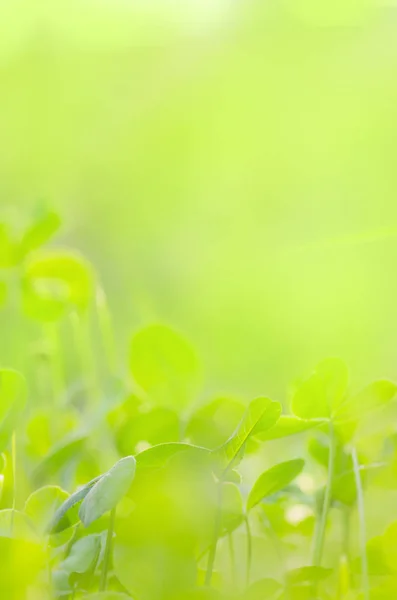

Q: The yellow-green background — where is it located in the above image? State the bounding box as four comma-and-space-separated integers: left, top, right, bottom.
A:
2, 0, 397, 398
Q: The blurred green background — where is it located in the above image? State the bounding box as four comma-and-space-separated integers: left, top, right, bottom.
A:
2, 0, 397, 400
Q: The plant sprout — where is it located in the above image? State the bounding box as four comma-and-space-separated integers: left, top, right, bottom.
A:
0, 211, 396, 600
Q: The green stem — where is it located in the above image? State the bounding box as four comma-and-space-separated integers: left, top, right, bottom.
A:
10, 430, 16, 535
245, 514, 252, 588
45, 322, 64, 405
338, 507, 351, 598
205, 482, 223, 587
96, 286, 117, 379
352, 448, 369, 600
228, 532, 237, 588
71, 311, 97, 406
100, 507, 116, 592
263, 512, 290, 599
11, 430, 16, 511
312, 421, 336, 568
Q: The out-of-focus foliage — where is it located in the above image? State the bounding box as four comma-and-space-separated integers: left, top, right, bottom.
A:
0, 215, 397, 599
1, 1, 397, 598
2, 0, 397, 398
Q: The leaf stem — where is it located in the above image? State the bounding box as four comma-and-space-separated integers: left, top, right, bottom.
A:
245, 514, 252, 588
100, 507, 116, 592
10, 430, 17, 535
205, 482, 223, 586
228, 532, 237, 588
352, 447, 369, 600
96, 286, 117, 379
312, 421, 336, 569
71, 311, 98, 406
45, 322, 64, 405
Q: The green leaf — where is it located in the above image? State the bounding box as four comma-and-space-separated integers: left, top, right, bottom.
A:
174, 590, 225, 600
24, 485, 69, 537
0, 223, 16, 267
364, 536, 391, 576
79, 456, 136, 527
114, 541, 197, 600
22, 249, 94, 321
49, 475, 102, 534
0, 369, 27, 452
114, 406, 180, 456
307, 437, 329, 468
33, 433, 87, 484
336, 380, 397, 421
186, 397, 246, 449
0, 280, 6, 308
244, 578, 282, 599
292, 358, 348, 419
287, 565, 332, 585
247, 458, 305, 511
213, 397, 281, 477
17, 209, 61, 259
255, 415, 321, 441
82, 594, 132, 599
130, 324, 199, 408
0, 509, 38, 541
220, 482, 244, 535
135, 442, 209, 471
60, 533, 101, 575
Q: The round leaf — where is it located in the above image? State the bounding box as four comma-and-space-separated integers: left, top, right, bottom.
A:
22, 249, 94, 321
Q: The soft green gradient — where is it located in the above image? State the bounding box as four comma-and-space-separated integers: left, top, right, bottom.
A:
2, 0, 397, 398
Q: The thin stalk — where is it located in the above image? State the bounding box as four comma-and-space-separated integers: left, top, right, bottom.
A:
100, 507, 116, 592
10, 431, 17, 535
352, 448, 370, 600
338, 506, 351, 598
312, 421, 336, 568
245, 514, 252, 588
263, 512, 290, 600
205, 482, 223, 586
45, 322, 64, 405
228, 532, 237, 588
11, 430, 16, 511
71, 311, 98, 406
96, 287, 117, 379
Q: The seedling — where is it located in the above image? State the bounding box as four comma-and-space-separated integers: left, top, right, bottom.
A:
0, 212, 397, 600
